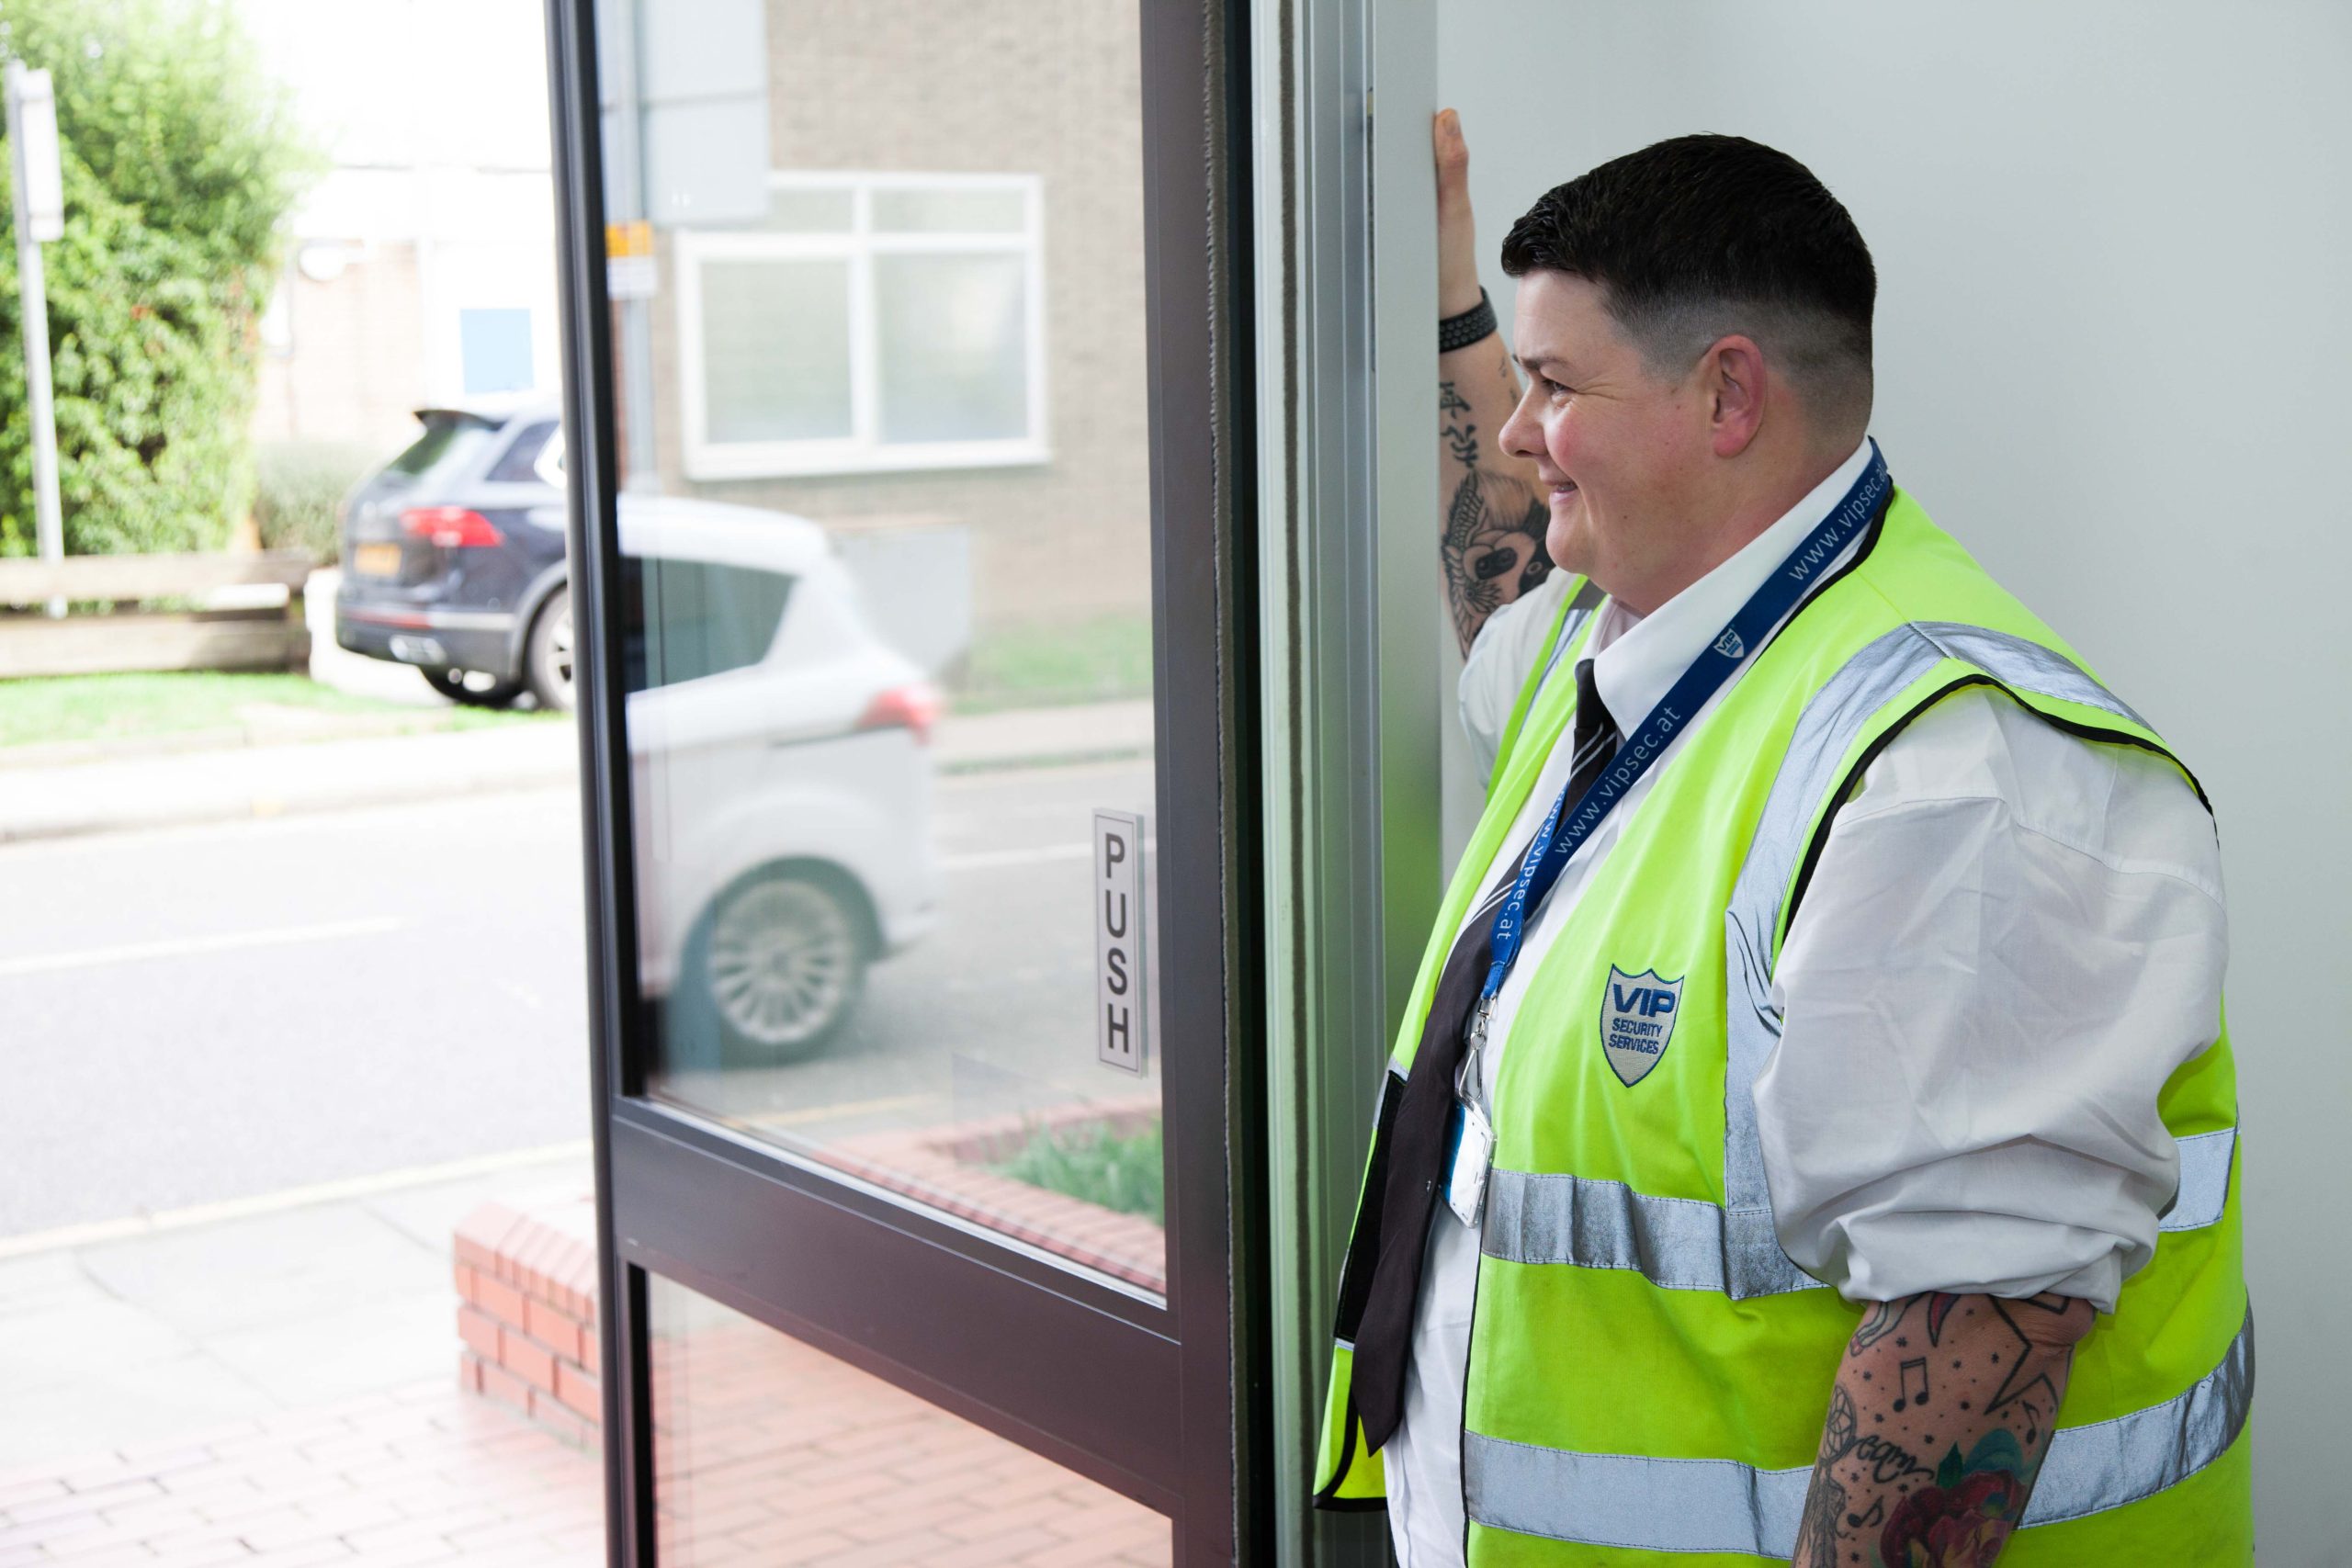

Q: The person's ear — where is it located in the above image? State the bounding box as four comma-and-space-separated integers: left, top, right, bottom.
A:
1705, 335, 1768, 458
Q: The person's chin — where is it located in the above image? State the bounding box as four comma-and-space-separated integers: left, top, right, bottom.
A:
1544, 507, 1589, 578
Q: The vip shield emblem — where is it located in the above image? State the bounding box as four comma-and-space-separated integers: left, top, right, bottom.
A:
1599, 965, 1683, 1087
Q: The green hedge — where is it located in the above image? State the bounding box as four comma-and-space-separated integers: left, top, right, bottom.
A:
0, 0, 313, 558
254, 441, 376, 564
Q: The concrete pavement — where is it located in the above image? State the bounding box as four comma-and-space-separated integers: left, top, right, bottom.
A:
0, 1152, 594, 1472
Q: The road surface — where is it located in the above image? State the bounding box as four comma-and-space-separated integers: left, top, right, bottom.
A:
0, 756, 1156, 1238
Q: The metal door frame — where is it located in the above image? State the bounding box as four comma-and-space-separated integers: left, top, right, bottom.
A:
540, 0, 1268, 1559
1249, 0, 1442, 1562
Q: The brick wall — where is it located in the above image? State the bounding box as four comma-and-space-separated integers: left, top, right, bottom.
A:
453, 1192, 603, 1448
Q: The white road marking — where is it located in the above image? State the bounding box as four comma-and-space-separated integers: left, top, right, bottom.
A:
0, 915, 411, 977
0, 1139, 595, 1260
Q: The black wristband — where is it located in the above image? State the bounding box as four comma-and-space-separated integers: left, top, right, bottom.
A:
1440, 288, 1497, 353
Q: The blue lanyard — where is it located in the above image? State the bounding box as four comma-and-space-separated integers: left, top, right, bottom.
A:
1479, 442, 1892, 1009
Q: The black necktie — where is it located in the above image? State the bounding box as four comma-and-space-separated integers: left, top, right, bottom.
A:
1352, 659, 1618, 1451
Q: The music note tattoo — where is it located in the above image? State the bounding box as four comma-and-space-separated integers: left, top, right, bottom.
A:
1894, 1357, 1929, 1413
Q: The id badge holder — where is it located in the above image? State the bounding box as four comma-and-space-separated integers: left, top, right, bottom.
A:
1445, 1100, 1494, 1227
1447, 997, 1498, 1227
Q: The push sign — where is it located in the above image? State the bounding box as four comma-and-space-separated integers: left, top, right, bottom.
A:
1092, 809, 1148, 1075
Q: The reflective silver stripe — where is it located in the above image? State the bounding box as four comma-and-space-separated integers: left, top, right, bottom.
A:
1465, 1434, 1809, 1558
1718, 621, 2157, 1297
1911, 622, 2152, 732
1483, 1129, 2233, 1289
2029, 1304, 2255, 1523
1481, 1170, 1815, 1295
2162, 1128, 2237, 1232
1464, 1308, 2254, 1555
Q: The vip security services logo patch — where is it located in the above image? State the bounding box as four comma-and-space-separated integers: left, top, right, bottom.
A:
1599, 965, 1683, 1087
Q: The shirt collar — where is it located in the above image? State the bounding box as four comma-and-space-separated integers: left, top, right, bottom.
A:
1583, 438, 1874, 730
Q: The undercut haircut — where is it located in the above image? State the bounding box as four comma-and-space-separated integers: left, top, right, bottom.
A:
1499, 134, 1876, 437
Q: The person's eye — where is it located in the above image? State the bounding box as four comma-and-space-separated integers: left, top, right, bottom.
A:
1542, 377, 1572, 397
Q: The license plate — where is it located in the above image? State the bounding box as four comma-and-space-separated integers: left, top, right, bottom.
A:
354, 543, 402, 577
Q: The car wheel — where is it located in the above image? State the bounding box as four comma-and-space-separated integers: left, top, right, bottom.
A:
525, 587, 576, 712
692, 867, 869, 1063
422, 667, 523, 708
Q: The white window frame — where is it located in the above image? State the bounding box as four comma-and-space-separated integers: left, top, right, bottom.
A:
675, 170, 1050, 480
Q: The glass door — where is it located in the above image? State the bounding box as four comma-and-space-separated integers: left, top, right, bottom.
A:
542, 0, 1261, 1560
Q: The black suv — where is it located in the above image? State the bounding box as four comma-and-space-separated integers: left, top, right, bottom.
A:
334, 398, 574, 709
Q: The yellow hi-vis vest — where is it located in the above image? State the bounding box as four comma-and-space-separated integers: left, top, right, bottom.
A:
1313, 491, 2253, 1564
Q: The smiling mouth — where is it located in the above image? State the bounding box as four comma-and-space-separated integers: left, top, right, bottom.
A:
1548, 479, 1579, 502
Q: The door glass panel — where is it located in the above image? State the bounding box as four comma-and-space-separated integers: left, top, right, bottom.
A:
649, 1273, 1171, 1564
599, 0, 1164, 1295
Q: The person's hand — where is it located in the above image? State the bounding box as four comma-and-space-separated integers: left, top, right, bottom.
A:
1434, 107, 1483, 317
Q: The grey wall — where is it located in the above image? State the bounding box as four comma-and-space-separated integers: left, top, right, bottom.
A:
1434, 4, 2349, 1559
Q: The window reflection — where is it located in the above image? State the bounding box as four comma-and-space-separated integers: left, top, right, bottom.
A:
649, 1274, 1171, 1565
600, 0, 1163, 1296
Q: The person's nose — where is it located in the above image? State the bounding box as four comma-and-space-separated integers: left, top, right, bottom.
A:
1498, 390, 1540, 463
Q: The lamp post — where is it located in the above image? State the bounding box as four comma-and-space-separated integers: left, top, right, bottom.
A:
6, 59, 66, 618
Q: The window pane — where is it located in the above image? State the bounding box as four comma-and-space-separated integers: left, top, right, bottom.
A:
384, 414, 498, 482
875, 254, 1029, 445
487, 420, 560, 483
649, 1274, 1170, 1564
622, 558, 796, 693
700, 258, 854, 444
763, 186, 854, 232
872, 186, 1026, 234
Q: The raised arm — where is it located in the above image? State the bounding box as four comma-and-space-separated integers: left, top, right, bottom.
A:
1792, 1291, 2096, 1567
1435, 108, 1552, 656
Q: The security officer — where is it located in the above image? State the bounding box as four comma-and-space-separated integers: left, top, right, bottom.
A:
1311, 118, 2251, 1566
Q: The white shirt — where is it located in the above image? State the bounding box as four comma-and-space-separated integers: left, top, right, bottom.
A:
1385, 442, 2227, 1567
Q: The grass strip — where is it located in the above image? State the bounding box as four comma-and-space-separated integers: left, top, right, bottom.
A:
994, 1117, 1164, 1225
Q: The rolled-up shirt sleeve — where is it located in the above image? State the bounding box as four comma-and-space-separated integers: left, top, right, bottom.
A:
1752, 690, 2228, 1313
1457, 572, 1572, 781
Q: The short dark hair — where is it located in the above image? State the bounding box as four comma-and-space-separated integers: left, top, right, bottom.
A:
1500, 134, 1875, 434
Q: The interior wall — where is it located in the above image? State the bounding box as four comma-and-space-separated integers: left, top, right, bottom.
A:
1432, 4, 2349, 1560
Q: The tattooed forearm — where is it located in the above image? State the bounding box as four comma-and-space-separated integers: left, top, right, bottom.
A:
1440, 344, 1550, 655
1442, 380, 1479, 467
1791, 1292, 2095, 1567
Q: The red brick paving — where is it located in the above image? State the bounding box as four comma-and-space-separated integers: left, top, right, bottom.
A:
1, 1303, 1170, 1567
647, 1306, 1168, 1567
